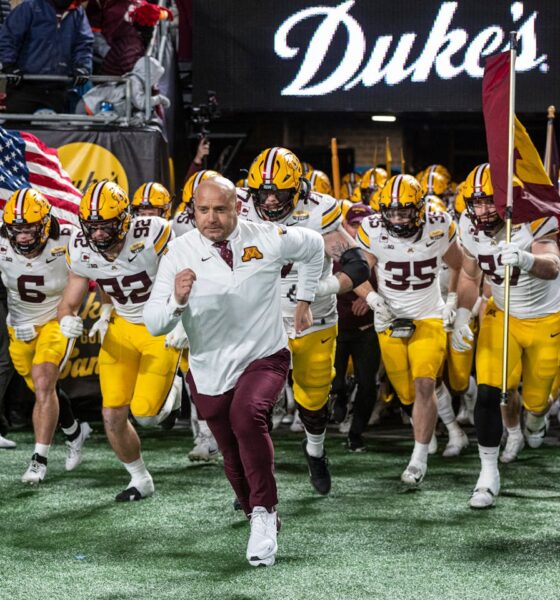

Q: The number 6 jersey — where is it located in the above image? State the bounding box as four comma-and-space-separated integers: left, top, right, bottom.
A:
356, 211, 456, 320
0, 224, 76, 327
66, 216, 173, 324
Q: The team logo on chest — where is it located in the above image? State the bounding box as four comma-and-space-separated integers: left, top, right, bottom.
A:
241, 246, 264, 262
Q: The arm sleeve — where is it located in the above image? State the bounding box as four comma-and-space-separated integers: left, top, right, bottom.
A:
72, 10, 94, 72
143, 249, 186, 336
0, 5, 32, 65
278, 226, 324, 302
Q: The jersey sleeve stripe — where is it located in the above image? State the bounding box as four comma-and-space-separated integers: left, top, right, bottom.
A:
321, 203, 342, 229
357, 224, 370, 249
448, 220, 457, 241
530, 217, 551, 237
154, 222, 172, 256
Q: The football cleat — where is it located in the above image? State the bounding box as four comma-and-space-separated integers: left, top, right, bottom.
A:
115, 475, 154, 502
468, 470, 500, 509
65, 422, 92, 471
345, 434, 366, 453
523, 414, 549, 449
442, 429, 469, 458
246, 507, 278, 567
22, 454, 47, 484
302, 439, 331, 495
188, 432, 220, 462
400, 463, 426, 487
500, 432, 525, 463
0, 434, 16, 449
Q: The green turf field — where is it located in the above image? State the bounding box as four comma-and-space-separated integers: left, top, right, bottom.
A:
1, 423, 559, 600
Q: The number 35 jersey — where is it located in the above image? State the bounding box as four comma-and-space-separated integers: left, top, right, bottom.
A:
0, 224, 76, 327
66, 216, 173, 324
357, 211, 456, 320
458, 213, 560, 319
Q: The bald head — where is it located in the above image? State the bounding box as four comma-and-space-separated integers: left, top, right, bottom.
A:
193, 176, 238, 242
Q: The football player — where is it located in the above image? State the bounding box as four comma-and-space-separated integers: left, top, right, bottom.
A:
238, 147, 370, 495
131, 182, 173, 220
57, 180, 181, 501
172, 169, 220, 237
355, 174, 464, 486
339, 172, 361, 201
351, 167, 388, 204
0, 188, 91, 483
452, 164, 560, 508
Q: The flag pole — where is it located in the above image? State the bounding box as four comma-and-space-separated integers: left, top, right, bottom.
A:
544, 105, 556, 175
500, 31, 518, 406
331, 138, 341, 199
385, 137, 392, 175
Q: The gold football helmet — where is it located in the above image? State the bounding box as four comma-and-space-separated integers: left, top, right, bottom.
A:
132, 182, 172, 219
2, 188, 52, 254
379, 175, 424, 237
359, 167, 388, 202
340, 172, 361, 200
176, 169, 220, 219
80, 180, 131, 251
308, 170, 332, 195
463, 163, 502, 232
248, 147, 306, 221
419, 168, 448, 197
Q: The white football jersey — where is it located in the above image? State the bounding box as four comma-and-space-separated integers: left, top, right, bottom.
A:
0, 224, 76, 327
237, 188, 341, 337
66, 216, 173, 324
458, 213, 560, 319
357, 210, 457, 319
171, 209, 196, 237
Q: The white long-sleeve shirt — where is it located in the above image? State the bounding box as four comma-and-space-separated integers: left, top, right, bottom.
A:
144, 219, 324, 395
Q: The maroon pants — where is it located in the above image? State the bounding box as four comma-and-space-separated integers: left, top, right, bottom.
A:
186, 348, 290, 515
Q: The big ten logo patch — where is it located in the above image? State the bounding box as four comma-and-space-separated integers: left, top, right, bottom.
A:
241, 246, 264, 262
57, 142, 128, 194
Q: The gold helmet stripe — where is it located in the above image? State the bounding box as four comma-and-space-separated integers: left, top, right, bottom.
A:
89, 181, 108, 219
263, 147, 280, 183
390, 174, 404, 202
142, 182, 154, 205
14, 189, 28, 221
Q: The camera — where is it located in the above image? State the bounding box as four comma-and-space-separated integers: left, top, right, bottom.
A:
189, 90, 220, 137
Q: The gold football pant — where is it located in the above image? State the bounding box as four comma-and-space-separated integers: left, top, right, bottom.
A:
8, 319, 74, 392
476, 299, 560, 413
288, 325, 337, 411
99, 314, 180, 417
378, 318, 446, 405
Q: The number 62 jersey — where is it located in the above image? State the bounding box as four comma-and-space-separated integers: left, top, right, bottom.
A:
66, 217, 173, 323
356, 211, 456, 320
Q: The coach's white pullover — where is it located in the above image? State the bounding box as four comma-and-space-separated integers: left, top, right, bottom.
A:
144, 220, 324, 395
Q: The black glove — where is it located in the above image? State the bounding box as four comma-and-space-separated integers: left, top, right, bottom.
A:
72, 66, 90, 88
1, 63, 23, 87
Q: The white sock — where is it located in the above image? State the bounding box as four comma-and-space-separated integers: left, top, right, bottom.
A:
61, 420, 79, 437
123, 456, 150, 485
446, 420, 463, 437
305, 430, 325, 458
34, 443, 50, 459
410, 441, 429, 467
477, 444, 500, 489
198, 419, 213, 437
525, 412, 546, 432
506, 425, 522, 437
435, 383, 455, 425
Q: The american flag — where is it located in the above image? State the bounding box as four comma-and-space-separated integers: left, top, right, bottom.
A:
0, 127, 81, 225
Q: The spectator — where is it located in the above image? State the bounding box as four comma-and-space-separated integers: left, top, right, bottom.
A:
183, 137, 210, 182
0, 0, 93, 113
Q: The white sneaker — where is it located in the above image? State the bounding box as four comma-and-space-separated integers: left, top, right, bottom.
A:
0, 434, 16, 449
500, 433, 525, 463
442, 429, 469, 458
22, 457, 47, 484
400, 463, 426, 486
65, 422, 92, 471
188, 432, 220, 462
524, 414, 549, 449
428, 432, 438, 455
468, 470, 500, 509
338, 411, 352, 434
290, 410, 305, 433
246, 507, 278, 567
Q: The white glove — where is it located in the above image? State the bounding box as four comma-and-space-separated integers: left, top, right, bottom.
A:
88, 303, 112, 344
498, 241, 535, 272
165, 321, 189, 349
14, 324, 37, 342
60, 315, 84, 339
366, 291, 394, 333
451, 307, 474, 352
442, 292, 457, 331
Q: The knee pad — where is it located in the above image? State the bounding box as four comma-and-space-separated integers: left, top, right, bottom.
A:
474, 384, 503, 447
297, 402, 328, 434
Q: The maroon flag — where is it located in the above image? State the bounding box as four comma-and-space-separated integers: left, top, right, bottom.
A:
482, 52, 560, 223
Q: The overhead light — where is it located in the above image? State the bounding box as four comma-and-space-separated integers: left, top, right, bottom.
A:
371, 115, 396, 122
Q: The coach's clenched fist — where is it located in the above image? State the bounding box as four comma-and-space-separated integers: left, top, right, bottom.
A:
175, 268, 197, 305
